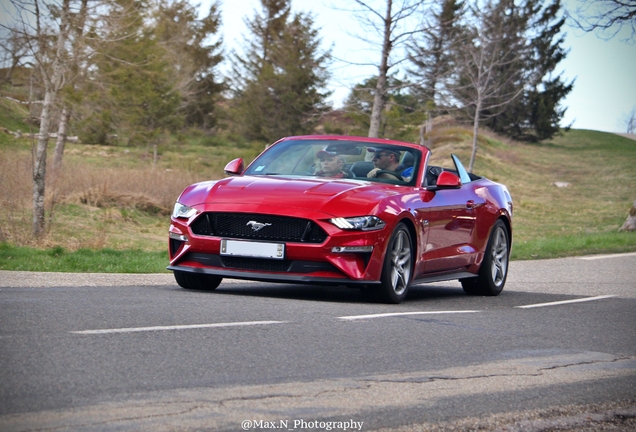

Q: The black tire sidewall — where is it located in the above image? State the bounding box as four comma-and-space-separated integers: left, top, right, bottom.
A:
479, 220, 509, 295
174, 270, 222, 291
379, 223, 413, 303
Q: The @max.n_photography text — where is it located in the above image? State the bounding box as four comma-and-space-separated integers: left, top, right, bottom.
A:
241, 419, 364, 431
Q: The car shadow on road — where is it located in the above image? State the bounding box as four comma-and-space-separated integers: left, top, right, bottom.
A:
179, 281, 474, 304
170, 281, 594, 308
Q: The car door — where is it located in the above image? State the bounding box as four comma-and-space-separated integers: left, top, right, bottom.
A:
422, 155, 479, 273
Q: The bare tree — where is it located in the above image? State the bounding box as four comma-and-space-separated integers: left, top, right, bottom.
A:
53, 0, 89, 172
566, 0, 636, 42
408, 0, 464, 107
444, 0, 527, 172
0, 24, 30, 85
5, 0, 90, 237
339, 0, 428, 138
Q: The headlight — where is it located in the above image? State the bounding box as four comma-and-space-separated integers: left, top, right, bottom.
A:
330, 216, 386, 231
172, 202, 198, 219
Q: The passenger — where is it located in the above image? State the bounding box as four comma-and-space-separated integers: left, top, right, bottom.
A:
315, 149, 351, 178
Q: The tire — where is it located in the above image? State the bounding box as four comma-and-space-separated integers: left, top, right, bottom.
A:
461, 220, 509, 296
375, 223, 413, 303
174, 270, 222, 291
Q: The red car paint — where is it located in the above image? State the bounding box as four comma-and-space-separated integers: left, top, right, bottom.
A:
168, 135, 512, 302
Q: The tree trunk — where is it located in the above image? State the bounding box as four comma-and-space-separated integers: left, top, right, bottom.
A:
32, 0, 71, 237
368, 0, 393, 139
32, 95, 53, 237
53, 107, 70, 172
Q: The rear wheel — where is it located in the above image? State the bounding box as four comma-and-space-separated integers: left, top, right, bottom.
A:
375, 223, 413, 303
461, 220, 509, 296
174, 270, 222, 291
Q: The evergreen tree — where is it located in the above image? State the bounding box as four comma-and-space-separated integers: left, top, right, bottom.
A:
344, 76, 425, 141
77, 0, 181, 145
151, 0, 224, 129
448, 0, 529, 170
230, 0, 331, 142
483, 0, 573, 141
343, 77, 376, 136
408, 0, 465, 106
409, 0, 572, 142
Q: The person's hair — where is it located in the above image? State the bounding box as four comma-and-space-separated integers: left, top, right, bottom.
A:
321, 154, 345, 164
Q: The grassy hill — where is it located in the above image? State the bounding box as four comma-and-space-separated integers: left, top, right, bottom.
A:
427, 127, 636, 259
1, 112, 635, 272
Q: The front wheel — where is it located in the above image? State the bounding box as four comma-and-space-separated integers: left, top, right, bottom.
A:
174, 270, 222, 291
461, 220, 509, 296
375, 223, 413, 303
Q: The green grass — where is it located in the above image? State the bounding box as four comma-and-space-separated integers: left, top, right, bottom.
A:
0, 243, 169, 273
0, 98, 32, 135
511, 231, 636, 260
1, 109, 636, 272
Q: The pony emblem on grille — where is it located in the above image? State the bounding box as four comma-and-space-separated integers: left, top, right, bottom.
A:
247, 221, 272, 232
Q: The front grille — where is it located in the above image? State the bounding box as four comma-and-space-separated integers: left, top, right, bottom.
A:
190, 212, 327, 243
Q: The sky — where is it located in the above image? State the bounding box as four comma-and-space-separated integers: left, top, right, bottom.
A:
208, 0, 636, 134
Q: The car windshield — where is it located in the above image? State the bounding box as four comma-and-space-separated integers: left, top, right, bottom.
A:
243, 139, 422, 185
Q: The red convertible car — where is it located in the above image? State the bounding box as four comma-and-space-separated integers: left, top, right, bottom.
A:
168, 135, 513, 303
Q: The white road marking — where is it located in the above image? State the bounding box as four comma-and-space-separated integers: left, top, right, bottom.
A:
515, 295, 616, 309
338, 311, 480, 320
578, 252, 636, 260
70, 320, 287, 335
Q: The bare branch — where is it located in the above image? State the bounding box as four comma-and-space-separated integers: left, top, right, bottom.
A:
566, 0, 636, 42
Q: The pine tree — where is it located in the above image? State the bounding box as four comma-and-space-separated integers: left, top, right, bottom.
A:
408, 0, 465, 106
77, 0, 181, 145
408, 0, 572, 142
447, 0, 529, 171
231, 0, 331, 142
151, 0, 224, 129
344, 76, 425, 141
482, 0, 573, 141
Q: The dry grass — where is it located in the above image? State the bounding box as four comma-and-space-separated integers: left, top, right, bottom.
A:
0, 146, 207, 251
1, 127, 634, 257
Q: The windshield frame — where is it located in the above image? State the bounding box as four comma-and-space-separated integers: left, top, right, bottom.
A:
243, 138, 424, 186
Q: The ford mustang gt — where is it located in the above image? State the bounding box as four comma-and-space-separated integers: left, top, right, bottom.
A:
168, 135, 513, 303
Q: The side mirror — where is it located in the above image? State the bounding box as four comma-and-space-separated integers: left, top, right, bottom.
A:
224, 158, 244, 176
430, 171, 461, 191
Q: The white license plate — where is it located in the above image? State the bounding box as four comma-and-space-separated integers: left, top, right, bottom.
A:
220, 239, 285, 260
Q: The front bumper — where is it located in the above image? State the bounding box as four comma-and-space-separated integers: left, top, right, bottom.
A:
168, 213, 390, 283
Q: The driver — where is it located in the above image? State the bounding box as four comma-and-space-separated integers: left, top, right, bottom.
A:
316, 149, 351, 178
367, 148, 405, 180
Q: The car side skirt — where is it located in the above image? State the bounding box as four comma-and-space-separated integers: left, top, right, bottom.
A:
412, 271, 477, 285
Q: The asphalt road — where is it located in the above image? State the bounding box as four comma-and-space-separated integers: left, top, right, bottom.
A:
0, 253, 635, 431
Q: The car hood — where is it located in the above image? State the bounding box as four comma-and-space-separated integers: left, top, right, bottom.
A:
179, 175, 403, 217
